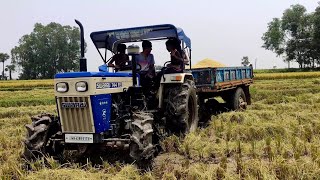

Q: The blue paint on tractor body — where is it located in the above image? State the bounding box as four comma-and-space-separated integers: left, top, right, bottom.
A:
55, 71, 134, 79
90, 94, 112, 133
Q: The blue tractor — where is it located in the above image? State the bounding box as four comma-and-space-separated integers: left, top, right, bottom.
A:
23, 21, 199, 162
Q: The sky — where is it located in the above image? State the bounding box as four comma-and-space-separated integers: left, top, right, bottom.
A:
0, 0, 319, 77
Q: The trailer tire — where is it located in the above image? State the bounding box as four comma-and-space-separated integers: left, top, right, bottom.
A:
230, 87, 247, 111
23, 113, 63, 161
130, 112, 155, 162
166, 80, 199, 134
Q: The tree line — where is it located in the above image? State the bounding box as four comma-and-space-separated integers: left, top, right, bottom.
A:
2, 4, 320, 80
1, 22, 81, 80
262, 4, 320, 68
0, 53, 12, 80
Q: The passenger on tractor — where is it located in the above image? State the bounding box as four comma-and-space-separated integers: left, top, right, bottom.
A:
154, 38, 188, 88
108, 43, 130, 71
165, 38, 186, 73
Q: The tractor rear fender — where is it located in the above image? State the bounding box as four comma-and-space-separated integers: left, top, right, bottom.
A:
157, 73, 194, 109
160, 73, 193, 84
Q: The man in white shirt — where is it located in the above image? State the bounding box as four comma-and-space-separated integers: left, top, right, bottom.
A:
135, 40, 157, 105
135, 40, 155, 78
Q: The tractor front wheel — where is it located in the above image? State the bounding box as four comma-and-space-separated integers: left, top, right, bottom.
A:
130, 112, 155, 162
23, 113, 63, 161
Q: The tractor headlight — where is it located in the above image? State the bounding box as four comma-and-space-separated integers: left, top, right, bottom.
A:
75, 81, 88, 92
56, 82, 68, 92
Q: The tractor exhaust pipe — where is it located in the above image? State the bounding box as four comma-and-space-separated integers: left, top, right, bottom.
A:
75, 19, 87, 72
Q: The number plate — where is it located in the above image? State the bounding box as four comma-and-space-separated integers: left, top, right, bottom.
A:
96, 82, 122, 89
65, 134, 93, 143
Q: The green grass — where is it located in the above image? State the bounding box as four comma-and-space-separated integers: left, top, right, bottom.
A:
1, 74, 320, 179
0, 89, 55, 107
0, 79, 53, 89
254, 72, 320, 80
254, 68, 320, 74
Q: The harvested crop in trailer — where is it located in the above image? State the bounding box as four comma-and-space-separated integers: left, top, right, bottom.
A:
192, 58, 225, 68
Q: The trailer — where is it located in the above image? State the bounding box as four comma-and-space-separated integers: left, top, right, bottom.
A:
191, 66, 254, 121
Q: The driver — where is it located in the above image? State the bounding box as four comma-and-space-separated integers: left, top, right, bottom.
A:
136, 40, 155, 78
108, 43, 129, 70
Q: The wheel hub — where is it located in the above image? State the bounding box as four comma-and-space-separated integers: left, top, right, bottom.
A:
239, 96, 247, 109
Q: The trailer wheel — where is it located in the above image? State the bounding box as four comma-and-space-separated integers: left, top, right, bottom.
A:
23, 113, 63, 161
130, 112, 155, 162
166, 80, 199, 134
230, 87, 247, 111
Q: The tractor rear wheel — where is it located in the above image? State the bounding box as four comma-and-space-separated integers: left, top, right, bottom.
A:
166, 80, 199, 134
23, 113, 63, 161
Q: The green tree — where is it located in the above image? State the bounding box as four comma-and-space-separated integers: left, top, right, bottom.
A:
0, 53, 10, 80
5, 64, 15, 80
241, 56, 250, 66
262, 4, 317, 68
282, 5, 310, 68
313, 5, 320, 67
11, 22, 83, 79
262, 18, 285, 56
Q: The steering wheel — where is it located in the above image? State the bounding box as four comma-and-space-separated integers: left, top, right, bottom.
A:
161, 61, 172, 72
163, 61, 171, 68
160, 61, 172, 81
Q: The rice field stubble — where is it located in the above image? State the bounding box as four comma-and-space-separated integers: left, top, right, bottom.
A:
0, 73, 320, 179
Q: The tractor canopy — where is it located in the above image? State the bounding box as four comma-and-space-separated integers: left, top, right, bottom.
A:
90, 24, 191, 53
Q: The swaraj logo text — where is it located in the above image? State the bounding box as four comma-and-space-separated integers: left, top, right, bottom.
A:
62, 102, 87, 108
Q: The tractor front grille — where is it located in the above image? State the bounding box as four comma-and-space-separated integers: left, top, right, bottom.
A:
57, 96, 95, 133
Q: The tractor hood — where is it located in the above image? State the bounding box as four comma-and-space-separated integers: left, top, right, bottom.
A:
55, 72, 134, 79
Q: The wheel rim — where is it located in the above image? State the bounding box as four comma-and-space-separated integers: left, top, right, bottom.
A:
238, 96, 247, 110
